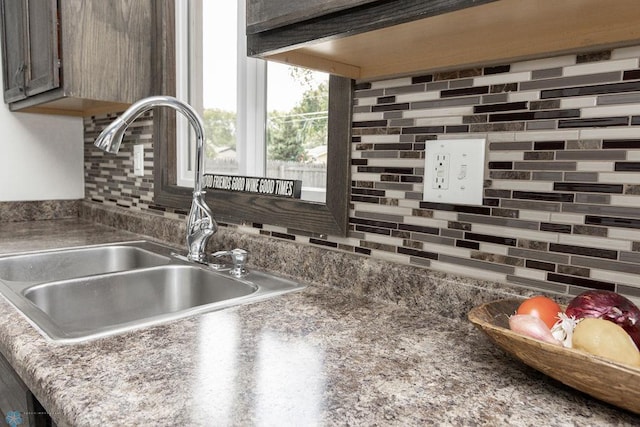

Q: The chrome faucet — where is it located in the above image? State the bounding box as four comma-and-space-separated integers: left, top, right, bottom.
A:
94, 95, 217, 263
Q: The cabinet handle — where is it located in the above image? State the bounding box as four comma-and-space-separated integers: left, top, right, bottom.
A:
13, 63, 25, 92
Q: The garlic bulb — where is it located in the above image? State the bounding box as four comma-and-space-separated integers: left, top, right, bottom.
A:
551, 312, 580, 348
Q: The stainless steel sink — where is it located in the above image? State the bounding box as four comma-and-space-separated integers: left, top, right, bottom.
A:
0, 242, 171, 282
0, 241, 305, 343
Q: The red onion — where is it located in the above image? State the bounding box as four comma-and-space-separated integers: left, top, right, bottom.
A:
565, 290, 640, 349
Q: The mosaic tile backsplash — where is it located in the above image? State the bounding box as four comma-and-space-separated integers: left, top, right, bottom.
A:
84, 111, 178, 215
85, 45, 640, 300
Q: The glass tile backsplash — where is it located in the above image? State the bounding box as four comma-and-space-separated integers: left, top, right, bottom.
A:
85, 44, 640, 299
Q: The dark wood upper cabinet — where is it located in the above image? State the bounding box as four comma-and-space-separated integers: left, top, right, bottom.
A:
0, 0, 154, 116
246, 0, 379, 34
247, 0, 640, 80
1, 0, 29, 103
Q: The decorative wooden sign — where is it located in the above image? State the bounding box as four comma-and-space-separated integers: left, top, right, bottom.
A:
202, 174, 302, 199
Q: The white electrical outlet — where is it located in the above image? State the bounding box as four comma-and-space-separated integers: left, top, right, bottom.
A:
432, 153, 450, 190
423, 139, 486, 205
133, 144, 144, 177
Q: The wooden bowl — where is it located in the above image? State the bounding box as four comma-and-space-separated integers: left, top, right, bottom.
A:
468, 299, 640, 414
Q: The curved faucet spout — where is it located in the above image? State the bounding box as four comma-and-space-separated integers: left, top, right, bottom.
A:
94, 96, 217, 262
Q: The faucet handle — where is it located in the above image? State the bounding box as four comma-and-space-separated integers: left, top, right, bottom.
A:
211, 248, 249, 277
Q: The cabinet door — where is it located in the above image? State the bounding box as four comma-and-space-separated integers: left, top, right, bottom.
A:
0, 352, 53, 427
0, 0, 59, 103
0, 352, 31, 426
0, 0, 27, 102
24, 0, 59, 97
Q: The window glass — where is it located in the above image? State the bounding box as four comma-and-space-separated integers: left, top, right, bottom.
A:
266, 63, 329, 201
202, 0, 238, 175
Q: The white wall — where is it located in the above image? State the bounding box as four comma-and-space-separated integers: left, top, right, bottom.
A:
0, 56, 84, 202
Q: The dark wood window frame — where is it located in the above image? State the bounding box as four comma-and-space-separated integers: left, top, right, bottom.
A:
150, 1, 351, 236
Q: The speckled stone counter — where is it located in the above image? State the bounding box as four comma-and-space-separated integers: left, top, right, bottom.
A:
0, 219, 639, 426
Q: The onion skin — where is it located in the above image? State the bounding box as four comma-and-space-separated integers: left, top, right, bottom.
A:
565, 290, 640, 349
509, 314, 562, 346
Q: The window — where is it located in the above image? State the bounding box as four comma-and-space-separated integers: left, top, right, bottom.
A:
152, 1, 351, 236
175, 0, 329, 202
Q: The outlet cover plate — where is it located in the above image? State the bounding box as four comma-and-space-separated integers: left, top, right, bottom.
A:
423, 139, 486, 205
133, 144, 144, 177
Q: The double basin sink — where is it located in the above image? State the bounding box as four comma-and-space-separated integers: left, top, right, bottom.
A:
0, 241, 305, 343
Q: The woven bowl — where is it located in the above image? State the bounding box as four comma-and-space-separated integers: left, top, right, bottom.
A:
468, 299, 640, 414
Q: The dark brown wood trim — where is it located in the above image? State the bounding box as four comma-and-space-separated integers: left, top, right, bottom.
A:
325, 75, 351, 234
153, 1, 351, 236
246, 0, 379, 34
246, 0, 497, 56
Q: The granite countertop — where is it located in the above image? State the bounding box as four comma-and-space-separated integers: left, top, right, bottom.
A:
0, 219, 639, 426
